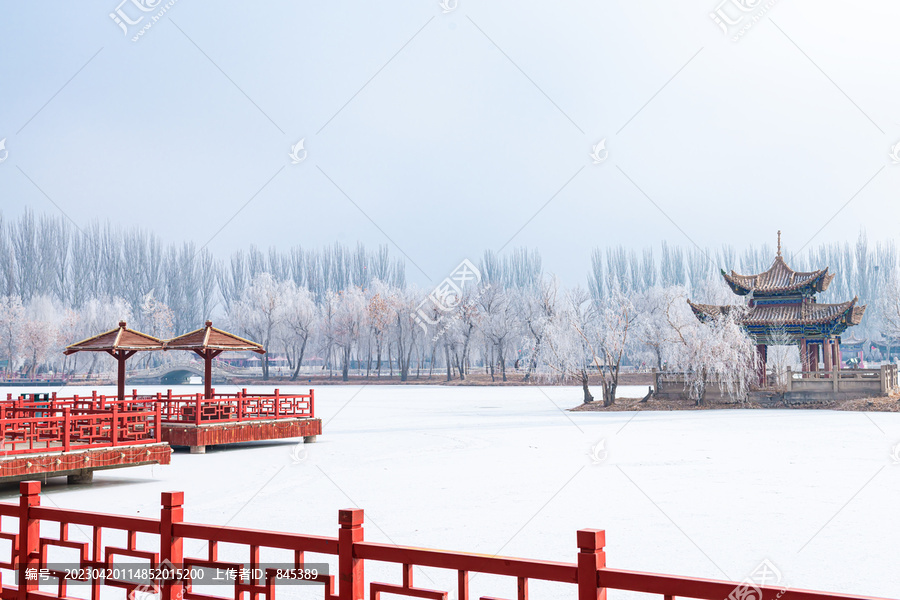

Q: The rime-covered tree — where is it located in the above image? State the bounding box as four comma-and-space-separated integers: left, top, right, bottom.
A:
664, 293, 758, 406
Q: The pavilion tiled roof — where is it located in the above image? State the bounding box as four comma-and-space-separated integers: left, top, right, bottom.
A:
165, 321, 265, 354
722, 255, 835, 295
64, 321, 164, 355
688, 298, 865, 327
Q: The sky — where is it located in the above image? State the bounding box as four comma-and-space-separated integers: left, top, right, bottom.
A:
1, 1, 899, 288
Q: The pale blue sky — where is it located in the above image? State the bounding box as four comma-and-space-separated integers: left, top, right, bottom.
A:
1, 1, 899, 286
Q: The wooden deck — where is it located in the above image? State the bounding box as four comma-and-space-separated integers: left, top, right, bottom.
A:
0, 443, 171, 483
162, 416, 322, 453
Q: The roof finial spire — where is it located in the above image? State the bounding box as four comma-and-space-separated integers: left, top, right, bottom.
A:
777, 230, 782, 258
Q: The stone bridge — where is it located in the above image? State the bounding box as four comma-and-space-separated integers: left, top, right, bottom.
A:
126, 360, 244, 385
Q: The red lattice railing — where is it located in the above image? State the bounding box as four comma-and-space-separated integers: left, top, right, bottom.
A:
6, 389, 315, 426
156, 388, 314, 425
0, 405, 162, 455
0, 482, 891, 600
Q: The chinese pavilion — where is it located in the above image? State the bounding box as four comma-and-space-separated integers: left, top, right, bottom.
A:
688, 232, 866, 385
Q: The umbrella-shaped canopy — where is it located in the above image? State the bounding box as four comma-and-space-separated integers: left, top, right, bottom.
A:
165, 321, 265, 398
64, 321, 164, 401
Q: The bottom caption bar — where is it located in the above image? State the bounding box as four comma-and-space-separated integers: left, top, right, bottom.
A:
19, 564, 329, 586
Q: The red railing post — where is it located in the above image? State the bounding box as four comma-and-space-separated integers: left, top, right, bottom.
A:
63, 408, 71, 452
160, 492, 184, 600
577, 529, 606, 600
111, 405, 119, 446
155, 400, 162, 443
195, 394, 202, 425
18, 481, 41, 600
338, 509, 364, 600
274, 389, 280, 419
309, 389, 315, 418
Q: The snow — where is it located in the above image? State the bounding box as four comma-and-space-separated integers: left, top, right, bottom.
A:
1, 384, 898, 599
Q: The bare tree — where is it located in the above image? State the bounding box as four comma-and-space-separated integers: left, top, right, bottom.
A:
281, 283, 318, 381
227, 273, 287, 380
478, 286, 517, 382
389, 287, 422, 382
538, 287, 596, 403
0, 295, 24, 375
581, 283, 637, 406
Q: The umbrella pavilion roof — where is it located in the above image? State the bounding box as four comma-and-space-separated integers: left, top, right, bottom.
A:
165, 321, 265, 354
64, 321, 164, 355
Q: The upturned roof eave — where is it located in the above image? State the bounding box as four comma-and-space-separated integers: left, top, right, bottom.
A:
64, 323, 164, 355
164, 323, 266, 354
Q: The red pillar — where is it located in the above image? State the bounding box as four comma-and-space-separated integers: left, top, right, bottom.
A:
204, 351, 212, 400
823, 339, 833, 372
18, 481, 41, 600
338, 509, 364, 600
833, 341, 841, 370
161, 492, 184, 600
577, 529, 607, 600
117, 351, 126, 402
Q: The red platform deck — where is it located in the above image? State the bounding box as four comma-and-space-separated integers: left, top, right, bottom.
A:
155, 388, 318, 452
0, 443, 171, 483
0, 403, 170, 483
162, 416, 321, 452
9, 388, 321, 454
0, 481, 891, 600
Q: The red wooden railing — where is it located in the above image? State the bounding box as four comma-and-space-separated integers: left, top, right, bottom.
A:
0, 405, 162, 455
0, 482, 891, 600
155, 388, 314, 425
5, 389, 315, 426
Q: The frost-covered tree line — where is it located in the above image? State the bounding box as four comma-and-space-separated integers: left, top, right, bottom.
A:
0, 209, 403, 378
0, 209, 897, 401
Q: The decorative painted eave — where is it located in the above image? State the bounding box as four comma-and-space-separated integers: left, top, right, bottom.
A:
689, 297, 865, 328
722, 256, 831, 297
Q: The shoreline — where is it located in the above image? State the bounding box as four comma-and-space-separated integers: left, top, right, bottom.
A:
570, 393, 900, 413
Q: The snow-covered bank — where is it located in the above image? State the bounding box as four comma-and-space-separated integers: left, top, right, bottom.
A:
3, 385, 897, 599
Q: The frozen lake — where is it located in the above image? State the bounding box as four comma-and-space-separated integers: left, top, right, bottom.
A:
1, 384, 898, 599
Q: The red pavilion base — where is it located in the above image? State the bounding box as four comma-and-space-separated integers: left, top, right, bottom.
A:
0, 443, 171, 483
161, 417, 322, 453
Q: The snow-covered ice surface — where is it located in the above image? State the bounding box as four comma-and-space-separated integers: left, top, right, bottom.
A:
2, 384, 898, 599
